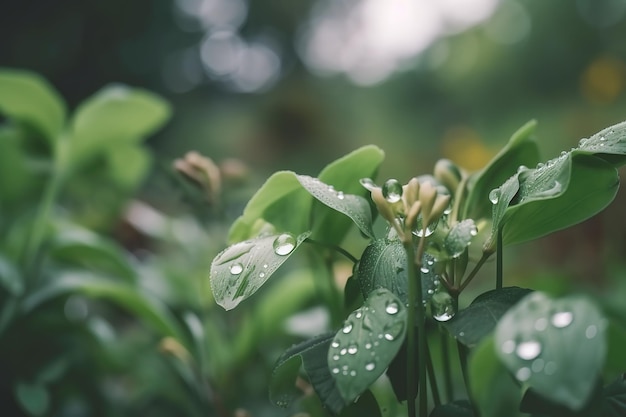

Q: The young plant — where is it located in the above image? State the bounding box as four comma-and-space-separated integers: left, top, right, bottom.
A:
210, 119, 626, 416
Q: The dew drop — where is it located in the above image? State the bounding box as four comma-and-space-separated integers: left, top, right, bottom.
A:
340, 348, 347, 355
273, 233, 296, 256
413, 216, 439, 237
360, 178, 377, 191
585, 325, 598, 339
489, 188, 500, 205
516, 367, 532, 382
431, 290, 456, 322
355, 311, 363, 319
383, 322, 404, 341
259, 272, 266, 278
263, 264, 268, 268
420, 266, 429, 274
600, 135, 606, 141
350, 370, 357, 377
578, 138, 588, 147
365, 362, 376, 371
348, 345, 358, 355
331, 341, 340, 348
332, 367, 340, 374
517, 165, 529, 173
382, 179, 403, 203
365, 343, 372, 350
516, 340, 542, 360
229, 263, 243, 275
342, 322, 353, 334
328, 185, 335, 193
385, 301, 399, 315
551, 311, 573, 328
332, 354, 340, 361
470, 226, 478, 236
337, 191, 345, 200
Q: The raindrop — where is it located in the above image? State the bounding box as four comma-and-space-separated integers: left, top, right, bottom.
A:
273, 233, 296, 256
431, 290, 456, 322
585, 325, 598, 339
348, 345, 358, 355
383, 322, 404, 341
328, 185, 335, 192
337, 191, 345, 200
600, 135, 606, 141
342, 322, 353, 334
517, 165, 529, 173
332, 367, 340, 374
365, 362, 376, 371
550, 311, 573, 328
516, 367, 532, 382
516, 340, 541, 360
470, 226, 478, 236
259, 272, 266, 278
365, 343, 372, 350
578, 138, 588, 147
350, 370, 357, 377
413, 216, 439, 237
385, 301, 399, 315
229, 263, 243, 275
332, 354, 340, 361
340, 348, 347, 355
489, 188, 500, 205
420, 266, 429, 274
331, 341, 340, 348
382, 179, 403, 203
355, 311, 363, 319
263, 264, 268, 268
360, 178, 377, 191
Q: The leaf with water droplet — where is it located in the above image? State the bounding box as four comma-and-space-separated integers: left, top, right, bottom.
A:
356, 239, 438, 305
328, 288, 407, 403
495, 291, 607, 410
444, 287, 532, 348
443, 219, 478, 259
269, 333, 347, 414
382, 179, 403, 203
297, 175, 374, 239
210, 231, 310, 310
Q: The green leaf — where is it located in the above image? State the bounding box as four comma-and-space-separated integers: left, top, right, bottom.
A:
210, 231, 310, 310
297, 175, 374, 239
495, 292, 607, 410
313, 145, 384, 244
469, 335, 524, 417
443, 219, 478, 259
0, 254, 24, 296
464, 120, 540, 221
0, 127, 37, 203
15, 382, 49, 417
444, 287, 532, 348
0, 68, 66, 143
69, 84, 170, 167
577, 120, 626, 166
22, 271, 183, 340
106, 145, 152, 189
356, 239, 438, 304
328, 288, 407, 403
228, 171, 311, 242
603, 374, 626, 417
385, 339, 418, 402
429, 400, 474, 417
270, 333, 347, 414
339, 389, 382, 417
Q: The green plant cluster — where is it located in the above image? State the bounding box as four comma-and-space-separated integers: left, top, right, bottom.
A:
211, 119, 626, 416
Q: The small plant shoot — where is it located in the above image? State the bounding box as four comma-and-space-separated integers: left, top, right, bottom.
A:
210, 119, 626, 416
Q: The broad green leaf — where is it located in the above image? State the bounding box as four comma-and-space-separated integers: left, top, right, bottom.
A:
0, 127, 36, 203
385, 339, 418, 401
270, 333, 347, 414
469, 335, 524, 417
22, 271, 183, 340
228, 171, 310, 242
339, 389, 382, 417
69, 84, 170, 166
428, 400, 474, 417
328, 288, 406, 403
15, 382, 49, 417
0, 254, 24, 296
297, 175, 374, 239
464, 120, 540, 221
357, 239, 439, 304
313, 145, 384, 244
603, 374, 626, 417
605, 321, 626, 378
483, 173, 519, 251
106, 145, 152, 189
443, 219, 478, 259
495, 292, 607, 410
577, 120, 626, 166
210, 232, 310, 310
519, 384, 603, 417
444, 287, 532, 348
0, 68, 66, 143
49, 226, 136, 282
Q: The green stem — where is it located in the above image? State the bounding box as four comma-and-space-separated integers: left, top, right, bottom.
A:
425, 340, 441, 407
304, 238, 358, 264
458, 251, 493, 293
457, 341, 471, 398
496, 227, 503, 289
440, 331, 454, 402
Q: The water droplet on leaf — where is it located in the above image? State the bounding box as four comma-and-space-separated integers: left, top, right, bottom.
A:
382, 179, 403, 203
516, 340, 542, 360
273, 233, 296, 256
585, 325, 597, 339
348, 345, 358, 355
516, 367, 532, 381
229, 263, 243, 275
360, 178, 377, 191
382, 322, 404, 341
385, 301, 399, 315
365, 362, 376, 371
489, 188, 500, 205
431, 290, 456, 322
550, 311, 573, 328
502, 340, 516, 354
342, 322, 353, 334
332, 367, 340, 374
337, 191, 345, 200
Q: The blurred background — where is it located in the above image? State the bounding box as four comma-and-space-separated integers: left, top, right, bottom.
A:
2, 0, 626, 416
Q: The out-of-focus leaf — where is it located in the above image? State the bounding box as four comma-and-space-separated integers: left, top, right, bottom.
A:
329, 288, 406, 403
270, 333, 347, 414
106, 145, 152, 189
0, 68, 66, 143
0, 254, 24, 296
429, 400, 475, 417
210, 232, 310, 310
464, 120, 540, 221
0, 127, 36, 203
15, 382, 49, 417
444, 287, 532, 348
69, 84, 170, 167
495, 292, 607, 411
339, 389, 382, 417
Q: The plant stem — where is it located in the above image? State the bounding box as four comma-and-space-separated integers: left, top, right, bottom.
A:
304, 238, 358, 264
457, 341, 471, 398
425, 340, 441, 407
440, 331, 454, 402
496, 227, 503, 289
458, 250, 493, 293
